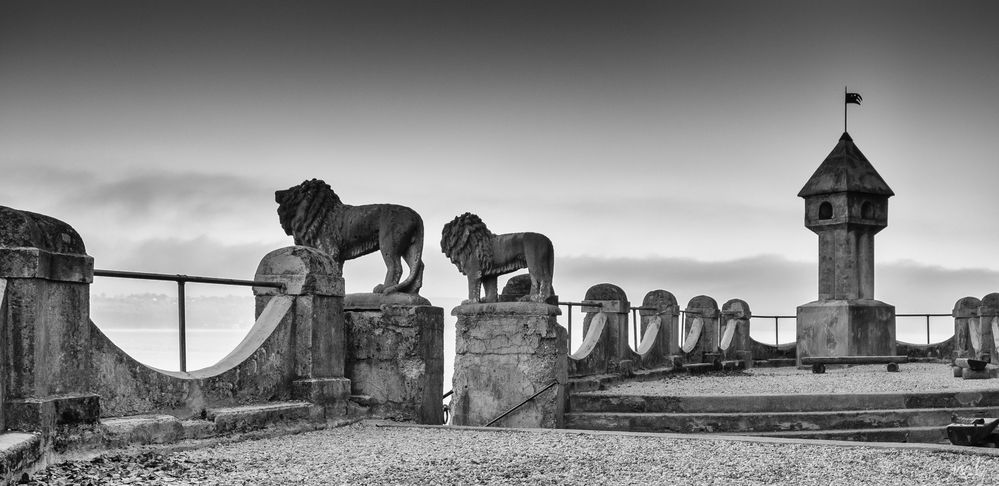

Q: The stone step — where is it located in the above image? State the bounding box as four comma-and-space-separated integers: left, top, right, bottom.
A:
735, 425, 949, 443
206, 401, 321, 433
0, 433, 41, 485
564, 406, 999, 434
102, 415, 184, 447
570, 390, 999, 413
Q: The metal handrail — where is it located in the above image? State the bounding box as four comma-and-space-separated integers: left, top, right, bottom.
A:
93, 268, 285, 372
485, 380, 560, 427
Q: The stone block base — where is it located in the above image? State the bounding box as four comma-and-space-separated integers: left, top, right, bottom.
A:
796, 300, 896, 366
4, 393, 100, 434
292, 378, 351, 418
345, 302, 444, 424
451, 302, 566, 428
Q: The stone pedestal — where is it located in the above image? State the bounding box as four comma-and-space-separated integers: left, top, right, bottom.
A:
344, 293, 444, 424
796, 299, 896, 364
451, 302, 566, 428
0, 207, 100, 434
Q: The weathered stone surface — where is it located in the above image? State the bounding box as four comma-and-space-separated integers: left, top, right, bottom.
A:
719, 299, 751, 361
4, 394, 100, 434
682, 295, 719, 363
953, 296, 984, 360
440, 213, 555, 304
92, 246, 348, 420
635, 290, 680, 368
344, 292, 430, 310
344, 305, 444, 424
796, 299, 896, 364
451, 303, 567, 427
275, 179, 425, 295
253, 246, 344, 297
797, 133, 896, 362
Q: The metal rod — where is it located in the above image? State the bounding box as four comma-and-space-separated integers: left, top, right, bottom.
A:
632, 308, 638, 350
567, 304, 572, 350
926, 315, 931, 345
558, 301, 604, 307
775, 317, 779, 346
178, 280, 187, 373
443, 389, 453, 399
485, 380, 559, 427
94, 269, 283, 289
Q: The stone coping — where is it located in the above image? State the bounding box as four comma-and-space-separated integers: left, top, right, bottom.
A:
451, 302, 561, 317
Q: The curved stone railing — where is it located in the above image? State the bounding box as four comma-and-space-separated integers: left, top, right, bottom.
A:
0, 205, 351, 437
91, 246, 350, 418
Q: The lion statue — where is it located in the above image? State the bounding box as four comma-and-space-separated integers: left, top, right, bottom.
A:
440, 212, 554, 304
276, 179, 424, 295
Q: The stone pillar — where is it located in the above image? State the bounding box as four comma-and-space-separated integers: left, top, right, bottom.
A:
978, 293, 999, 362
682, 295, 720, 363
343, 293, 444, 424
451, 302, 565, 428
720, 299, 752, 364
637, 290, 680, 364
952, 297, 983, 360
253, 246, 350, 414
580, 283, 631, 367
0, 206, 99, 434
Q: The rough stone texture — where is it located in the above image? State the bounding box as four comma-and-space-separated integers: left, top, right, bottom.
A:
0, 206, 96, 435
797, 300, 896, 363
797, 133, 896, 363
635, 290, 679, 367
952, 296, 983, 360
720, 299, 752, 361
683, 295, 719, 363
344, 301, 444, 424
275, 179, 425, 295
978, 293, 999, 361
570, 284, 632, 377
92, 246, 349, 420
451, 302, 566, 427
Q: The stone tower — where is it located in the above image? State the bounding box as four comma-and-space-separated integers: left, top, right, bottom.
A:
796, 132, 896, 362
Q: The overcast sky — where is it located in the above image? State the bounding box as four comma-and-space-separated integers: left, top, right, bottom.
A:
2, 0, 998, 321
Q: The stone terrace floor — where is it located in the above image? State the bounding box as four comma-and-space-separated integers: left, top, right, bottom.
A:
595, 363, 998, 396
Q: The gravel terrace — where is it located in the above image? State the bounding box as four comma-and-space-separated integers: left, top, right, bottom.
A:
21, 422, 999, 485
597, 363, 997, 396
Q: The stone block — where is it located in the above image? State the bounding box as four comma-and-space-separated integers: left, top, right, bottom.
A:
796, 299, 896, 365
4, 394, 100, 434
345, 304, 444, 424
451, 302, 566, 428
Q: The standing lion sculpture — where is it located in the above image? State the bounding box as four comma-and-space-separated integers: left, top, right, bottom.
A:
276, 179, 424, 295
440, 212, 554, 304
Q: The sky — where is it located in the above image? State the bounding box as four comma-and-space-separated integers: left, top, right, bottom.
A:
2, 0, 998, 333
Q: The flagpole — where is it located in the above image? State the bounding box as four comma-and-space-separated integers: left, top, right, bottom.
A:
844, 85, 847, 133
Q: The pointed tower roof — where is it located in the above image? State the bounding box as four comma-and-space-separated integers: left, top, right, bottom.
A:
798, 132, 894, 198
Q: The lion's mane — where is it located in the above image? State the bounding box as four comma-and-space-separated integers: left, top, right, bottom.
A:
275, 179, 342, 246
440, 212, 498, 276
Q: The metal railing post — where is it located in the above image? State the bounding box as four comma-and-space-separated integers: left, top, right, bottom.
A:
177, 280, 187, 372
926, 314, 931, 344
632, 308, 638, 350
774, 316, 779, 346
567, 304, 572, 350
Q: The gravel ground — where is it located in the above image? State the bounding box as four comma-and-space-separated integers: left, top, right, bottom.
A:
21, 423, 999, 485
598, 363, 996, 396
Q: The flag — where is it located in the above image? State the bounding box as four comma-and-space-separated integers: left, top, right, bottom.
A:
845, 92, 862, 105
